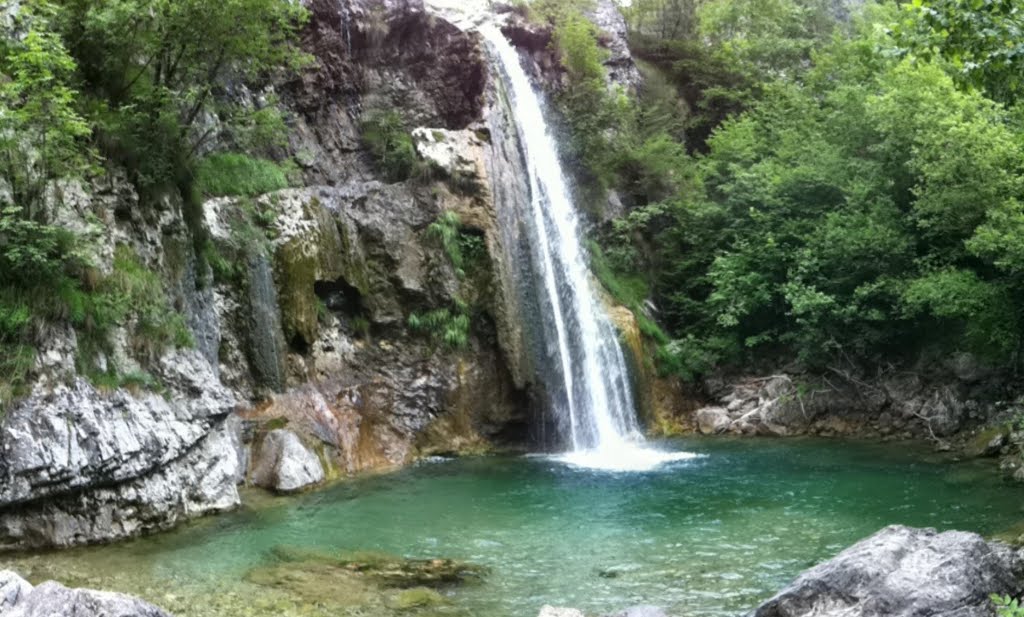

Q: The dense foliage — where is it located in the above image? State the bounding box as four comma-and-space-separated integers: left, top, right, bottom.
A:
549, 0, 1024, 377
0, 0, 307, 407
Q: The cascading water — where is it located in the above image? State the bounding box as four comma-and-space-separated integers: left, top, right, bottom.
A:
483, 26, 695, 472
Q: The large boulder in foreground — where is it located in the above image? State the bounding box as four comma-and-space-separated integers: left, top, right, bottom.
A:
0, 573, 171, 617
0, 572, 32, 613
751, 525, 1024, 617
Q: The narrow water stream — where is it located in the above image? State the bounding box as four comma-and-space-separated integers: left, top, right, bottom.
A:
6, 438, 1021, 617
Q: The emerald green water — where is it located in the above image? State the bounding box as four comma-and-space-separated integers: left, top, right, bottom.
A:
6, 437, 1024, 617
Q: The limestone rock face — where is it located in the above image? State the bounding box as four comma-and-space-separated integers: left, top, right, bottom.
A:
0, 350, 242, 550
0, 418, 241, 550
0, 350, 233, 507
289, 0, 487, 185
584, 0, 643, 92
496, 0, 640, 95
0, 571, 32, 614
4, 580, 171, 617
751, 525, 1024, 617
251, 429, 325, 493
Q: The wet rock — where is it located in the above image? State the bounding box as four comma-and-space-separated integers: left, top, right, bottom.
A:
750, 525, 1024, 617
539, 608, 585, 617
289, 0, 487, 184
966, 428, 1008, 458
251, 429, 325, 493
0, 571, 32, 613
695, 407, 732, 435
5, 580, 171, 617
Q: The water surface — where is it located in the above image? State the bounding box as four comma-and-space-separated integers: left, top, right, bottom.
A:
5, 437, 1022, 617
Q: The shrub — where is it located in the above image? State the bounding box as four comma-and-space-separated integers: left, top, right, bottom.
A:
361, 110, 419, 182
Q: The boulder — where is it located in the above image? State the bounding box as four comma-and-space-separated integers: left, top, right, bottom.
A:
251, 429, 325, 493
5, 580, 171, 617
0, 571, 32, 614
695, 407, 732, 435
750, 525, 1024, 617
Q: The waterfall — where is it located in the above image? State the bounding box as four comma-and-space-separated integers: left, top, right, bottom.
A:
483, 26, 692, 471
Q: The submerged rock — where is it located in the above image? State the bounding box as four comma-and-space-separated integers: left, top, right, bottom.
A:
386, 587, 447, 610
751, 525, 1024, 617
250, 429, 325, 493
2, 578, 170, 617
246, 546, 486, 610
268, 547, 489, 588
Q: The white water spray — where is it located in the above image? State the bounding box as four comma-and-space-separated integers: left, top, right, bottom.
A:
483, 26, 695, 472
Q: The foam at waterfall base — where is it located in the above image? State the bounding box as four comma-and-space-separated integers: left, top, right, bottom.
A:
550, 442, 704, 472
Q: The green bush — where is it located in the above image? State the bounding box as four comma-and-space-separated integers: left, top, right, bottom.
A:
361, 110, 419, 182
194, 153, 290, 198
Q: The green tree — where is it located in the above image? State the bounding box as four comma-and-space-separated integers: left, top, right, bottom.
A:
54, 0, 308, 192
892, 0, 1024, 103
0, 14, 91, 218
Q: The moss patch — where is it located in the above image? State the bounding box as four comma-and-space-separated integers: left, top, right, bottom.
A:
387, 587, 446, 610
274, 239, 319, 350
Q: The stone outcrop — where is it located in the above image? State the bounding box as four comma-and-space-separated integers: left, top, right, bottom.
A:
0, 572, 171, 617
751, 525, 1024, 617
287, 0, 488, 186
0, 418, 241, 550
250, 429, 325, 493
584, 0, 643, 92
0, 350, 233, 507
0, 351, 241, 551
693, 369, 997, 440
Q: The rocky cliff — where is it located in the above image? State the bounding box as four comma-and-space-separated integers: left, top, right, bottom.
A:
0, 0, 661, 550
